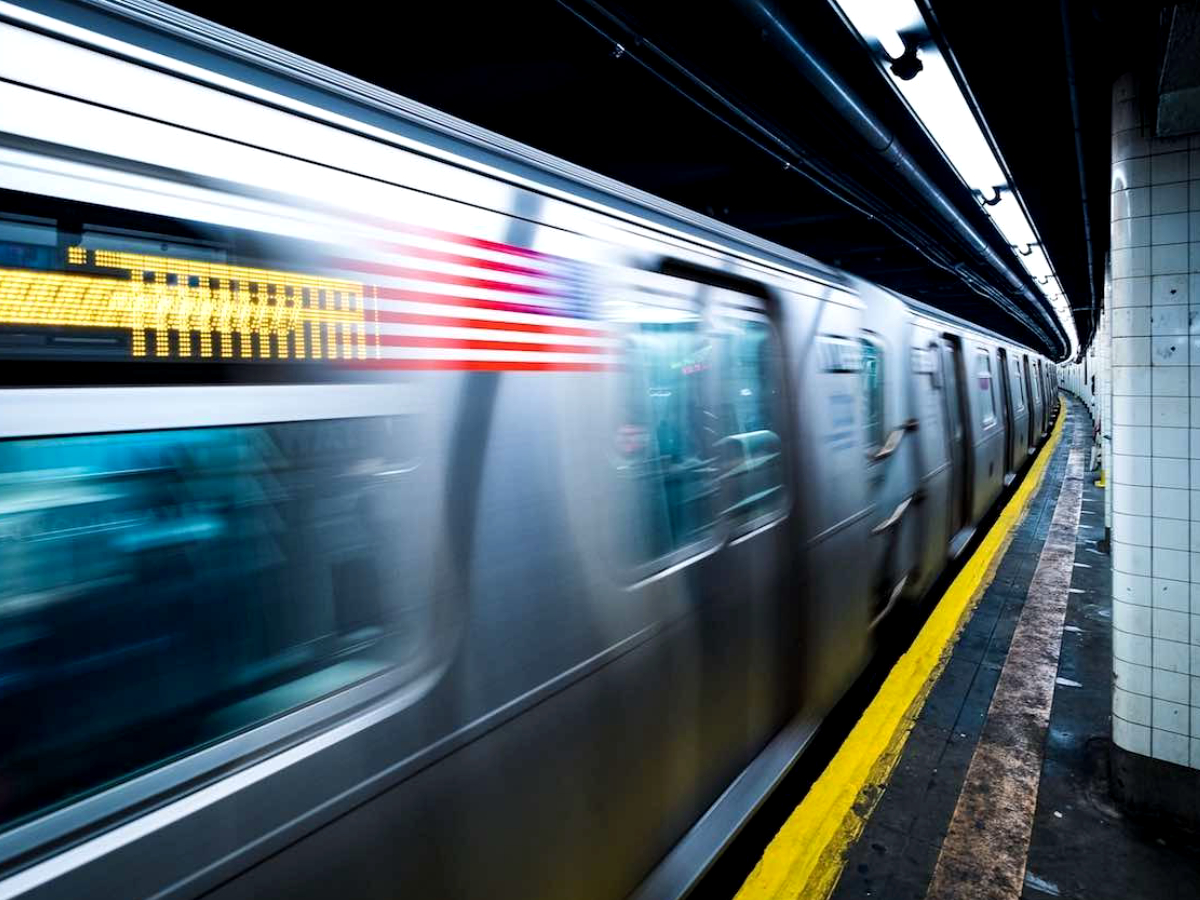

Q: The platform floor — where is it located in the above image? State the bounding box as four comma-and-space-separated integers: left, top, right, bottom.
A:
825, 395, 1200, 900
732, 395, 1200, 900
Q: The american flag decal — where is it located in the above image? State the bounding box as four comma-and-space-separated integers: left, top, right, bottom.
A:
336, 225, 616, 372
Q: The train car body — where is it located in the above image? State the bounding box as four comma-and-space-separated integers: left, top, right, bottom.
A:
0, 3, 1056, 899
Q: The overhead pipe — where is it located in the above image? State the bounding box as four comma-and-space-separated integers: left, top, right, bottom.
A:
1060, 0, 1098, 357
736, 0, 1069, 358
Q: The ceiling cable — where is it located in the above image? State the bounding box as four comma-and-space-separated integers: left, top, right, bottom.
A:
556, 0, 1055, 351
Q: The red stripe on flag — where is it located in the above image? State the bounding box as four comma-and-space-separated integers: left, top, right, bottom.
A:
331, 257, 556, 296
397, 226, 554, 262
344, 214, 562, 263
378, 243, 550, 279
373, 286, 580, 319
344, 358, 611, 372
377, 335, 609, 355
375, 309, 606, 338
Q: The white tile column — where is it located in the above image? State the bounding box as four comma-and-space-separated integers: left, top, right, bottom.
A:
1108, 71, 1200, 770
1100, 296, 1113, 536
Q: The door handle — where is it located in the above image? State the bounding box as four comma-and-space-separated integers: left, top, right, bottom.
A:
872, 494, 914, 535
871, 418, 919, 461
869, 572, 909, 629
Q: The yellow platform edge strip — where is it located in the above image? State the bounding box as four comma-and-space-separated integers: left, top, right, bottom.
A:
733, 398, 1068, 900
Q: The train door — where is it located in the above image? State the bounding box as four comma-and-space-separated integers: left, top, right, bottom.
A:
1038, 360, 1049, 433
1010, 352, 1028, 461
614, 282, 736, 826
860, 331, 890, 621
939, 335, 970, 554
1032, 359, 1041, 434
1032, 358, 1044, 438
704, 284, 796, 766
1023, 355, 1040, 450
909, 332, 952, 597
1030, 360, 1040, 435
1040, 361, 1054, 430
970, 346, 1004, 514
996, 347, 1016, 483
621, 273, 796, 806
1041, 363, 1051, 421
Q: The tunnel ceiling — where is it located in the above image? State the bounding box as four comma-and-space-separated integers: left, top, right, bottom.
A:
168, 1, 1165, 358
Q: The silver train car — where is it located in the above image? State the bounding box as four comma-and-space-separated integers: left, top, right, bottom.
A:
0, 2, 1058, 898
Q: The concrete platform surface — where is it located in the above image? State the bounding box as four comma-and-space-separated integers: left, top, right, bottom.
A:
828, 395, 1200, 900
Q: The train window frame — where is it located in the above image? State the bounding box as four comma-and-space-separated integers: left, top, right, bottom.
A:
860, 333, 886, 458
0, 186, 458, 855
0, 645, 442, 869
977, 348, 997, 428
0, 387, 444, 863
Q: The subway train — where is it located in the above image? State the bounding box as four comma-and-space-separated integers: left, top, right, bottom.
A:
0, 2, 1058, 898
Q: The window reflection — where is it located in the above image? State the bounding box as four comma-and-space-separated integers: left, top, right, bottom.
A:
715, 316, 786, 530
977, 350, 996, 423
0, 416, 422, 830
617, 303, 789, 569
624, 323, 720, 561
861, 338, 885, 452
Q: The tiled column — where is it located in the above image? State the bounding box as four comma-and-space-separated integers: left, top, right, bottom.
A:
1099, 298, 1113, 536
1089, 333, 1099, 421
1108, 71, 1200, 775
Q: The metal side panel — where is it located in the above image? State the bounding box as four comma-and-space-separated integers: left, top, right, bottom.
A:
628, 712, 825, 900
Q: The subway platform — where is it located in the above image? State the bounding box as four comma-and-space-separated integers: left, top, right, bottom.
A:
733, 395, 1200, 900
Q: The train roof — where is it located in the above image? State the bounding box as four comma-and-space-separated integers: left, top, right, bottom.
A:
844, 273, 1044, 358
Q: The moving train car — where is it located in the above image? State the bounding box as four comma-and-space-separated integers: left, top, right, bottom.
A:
0, 2, 1057, 898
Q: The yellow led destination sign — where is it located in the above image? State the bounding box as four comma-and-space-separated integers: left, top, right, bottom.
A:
0, 247, 376, 360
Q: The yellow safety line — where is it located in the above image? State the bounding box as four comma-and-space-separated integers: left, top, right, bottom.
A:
733, 398, 1068, 900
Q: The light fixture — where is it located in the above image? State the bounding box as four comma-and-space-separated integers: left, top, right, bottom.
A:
835, 0, 919, 61
1020, 245, 1053, 282
831, 0, 1079, 358
888, 44, 923, 81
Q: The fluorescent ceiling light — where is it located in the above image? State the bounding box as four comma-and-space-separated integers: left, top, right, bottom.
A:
836, 0, 921, 59
890, 46, 1005, 194
986, 190, 1036, 251
1020, 245, 1053, 282
832, 0, 1079, 357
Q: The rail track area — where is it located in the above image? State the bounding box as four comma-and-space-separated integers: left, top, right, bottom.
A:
695, 395, 1200, 900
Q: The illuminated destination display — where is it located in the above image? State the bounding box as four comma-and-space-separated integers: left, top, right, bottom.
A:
0, 247, 377, 360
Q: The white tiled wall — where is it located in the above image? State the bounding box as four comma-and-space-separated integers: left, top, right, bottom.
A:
1059, 327, 1099, 416
1099, 291, 1113, 536
1106, 72, 1200, 769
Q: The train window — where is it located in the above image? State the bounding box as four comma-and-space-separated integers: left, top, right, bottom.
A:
0, 192, 454, 835
0, 415, 428, 832
860, 336, 885, 453
714, 314, 786, 530
977, 349, 997, 425
623, 321, 719, 562
1012, 358, 1026, 410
